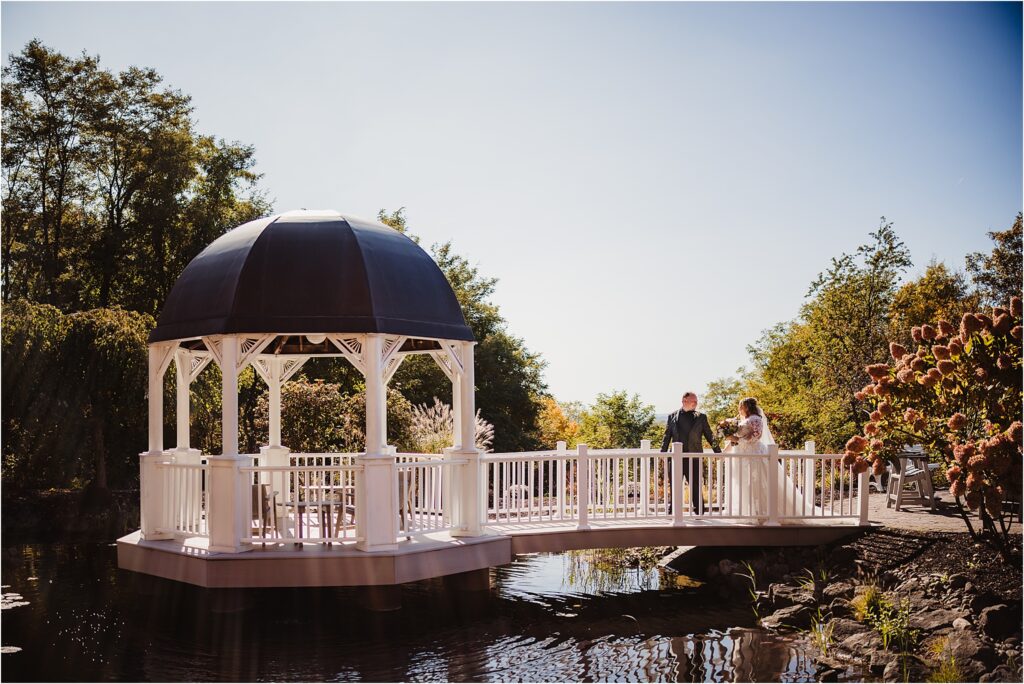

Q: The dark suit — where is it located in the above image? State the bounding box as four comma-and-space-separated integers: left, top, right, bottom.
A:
661, 409, 721, 514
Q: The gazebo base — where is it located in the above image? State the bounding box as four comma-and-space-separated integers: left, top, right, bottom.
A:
116, 530, 512, 588
117, 520, 867, 588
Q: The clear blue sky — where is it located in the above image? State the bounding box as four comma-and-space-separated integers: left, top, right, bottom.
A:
4, 1, 1021, 413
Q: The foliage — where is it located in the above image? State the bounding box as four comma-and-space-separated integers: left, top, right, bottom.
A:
850, 583, 886, 623
966, 213, 1023, 307
701, 376, 745, 428
377, 210, 547, 453
1, 40, 268, 315
1, 300, 153, 490
742, 221, 912, 451
808, 607, 836, 657
850, 297, 1023, 560
253, 380, 413, 453
576, 391, 656, 449
890, 261, 979, 347
535, 396, 580, 448
406, 398, 495, 453
871, 596, 919, 651
926, 637, 965, 683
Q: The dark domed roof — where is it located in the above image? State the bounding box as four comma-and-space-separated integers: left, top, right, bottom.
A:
148, 210, 473, 343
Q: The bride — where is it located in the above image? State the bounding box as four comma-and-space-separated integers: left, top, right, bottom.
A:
723, 398, 820, 521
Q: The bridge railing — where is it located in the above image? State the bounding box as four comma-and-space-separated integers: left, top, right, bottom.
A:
480, 441, 869, 529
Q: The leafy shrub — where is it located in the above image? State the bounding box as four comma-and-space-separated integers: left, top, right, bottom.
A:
849, 297, 1023, 560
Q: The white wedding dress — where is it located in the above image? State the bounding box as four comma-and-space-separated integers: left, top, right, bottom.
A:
724, 410, 821, 521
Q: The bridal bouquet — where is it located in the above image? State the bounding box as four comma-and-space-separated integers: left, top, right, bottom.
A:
715, 418, 740, 443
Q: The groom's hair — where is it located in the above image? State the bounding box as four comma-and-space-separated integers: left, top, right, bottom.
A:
682, 391, 696, 400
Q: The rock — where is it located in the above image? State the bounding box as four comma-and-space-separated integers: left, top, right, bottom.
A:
704, 563, 720, 578
768, 583, 816, 609
911, 608, 969, 631
829, 598, 853, 619
979, 604, 1020, 640
971, 590, 1003, 613
953, 617, 972, 630
823, 582, 854, 601
947, 629, 999, 670
964, 581, 975, 593
718, 559, 741, 576
828, 546, 857, 567
869, 651, 890, 675
883, 655, 928, 682
948, 573, 968, 589
828, 617, 864, 640
979, 665, 1019, 683
839, 629, 883, 654
760, 604, 812, 631
816, 667, 841, 682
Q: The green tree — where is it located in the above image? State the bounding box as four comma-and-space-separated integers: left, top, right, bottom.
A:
702, 376, 745, 428
1, 40, 268, 315
889, 261, 978, 347
966, 213, 1023, 307
577, 391, 656, 449
376, 210, 548, 453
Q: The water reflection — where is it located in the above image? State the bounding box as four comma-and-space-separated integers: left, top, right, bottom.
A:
1, 543, 825, 682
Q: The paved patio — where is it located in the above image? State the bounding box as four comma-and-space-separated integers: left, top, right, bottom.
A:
867, 489, 1022, 534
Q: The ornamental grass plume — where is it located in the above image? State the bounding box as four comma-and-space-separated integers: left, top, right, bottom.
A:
947, 413, 967, 431
407, 398, 495, 453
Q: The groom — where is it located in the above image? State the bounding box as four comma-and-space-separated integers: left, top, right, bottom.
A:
660, 391, 721, 515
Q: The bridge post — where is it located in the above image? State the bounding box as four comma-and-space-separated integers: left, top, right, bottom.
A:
766, 444, 781, 526
671, 442, 684, 525
577, 444, 590, 530
857, 469, 870, 524
803, 441, 817, 518
556, 441, 566, 518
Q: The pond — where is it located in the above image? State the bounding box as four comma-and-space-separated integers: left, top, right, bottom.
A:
1, 543, 825, 682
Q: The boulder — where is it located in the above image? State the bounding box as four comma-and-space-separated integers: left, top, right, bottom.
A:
768, 583, 816, 609
948, 573, 968, 589
883, 655, 928, 682
979, 604, 1021, 641
829, 598, 853, 619
760, 604, 812, 631
718, 559, 741, 576
980, 665, 1021, 683
911, 608, 969, 631
946, 629, 999, 672
829, 617, 865, 640
828, 545, 858, 567
953, 617, 972, 630
823, 582, 855, 601
971, 590, 1004, 614
839, 629, 883, 654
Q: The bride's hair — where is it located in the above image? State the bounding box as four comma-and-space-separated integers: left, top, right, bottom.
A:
738, 397, 760, 417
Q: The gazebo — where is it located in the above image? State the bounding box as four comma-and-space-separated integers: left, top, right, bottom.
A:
140, 210, 482, 552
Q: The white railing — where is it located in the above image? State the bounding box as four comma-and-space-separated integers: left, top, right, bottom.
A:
156, 461, 208, 537
240, 463, 362, 544
480, 443, 868, 529
396, 457, 466, 537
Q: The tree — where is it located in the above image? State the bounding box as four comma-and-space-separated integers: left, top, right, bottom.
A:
1, 40, 268, 316
850, 298, 1022, 561
889, 261, 979, 346
536, 396, 580, 448
739, 220, 912, 451
702, 376, 745, 428
966, 213, 1023, 307
577, 391, 656, 449
376, 210, 548, 453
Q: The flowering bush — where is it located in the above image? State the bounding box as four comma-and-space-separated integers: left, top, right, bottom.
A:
851, 297, 1023, 560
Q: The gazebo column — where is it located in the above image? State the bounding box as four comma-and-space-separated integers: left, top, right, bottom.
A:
356, 333, 399, 551
259, 357, 291, 470
140, 342, 175, 540
172, 349, 201, 466
451, 341, 482, 537
208, 337, 250, 553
